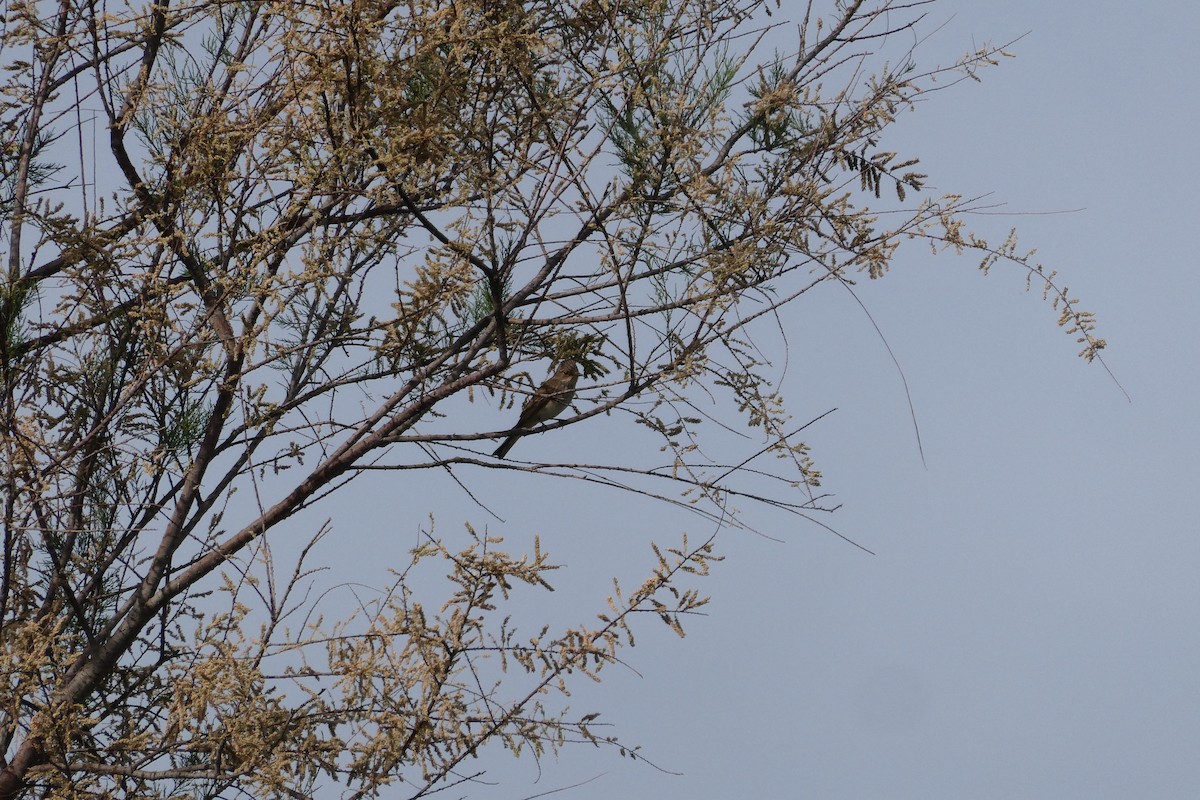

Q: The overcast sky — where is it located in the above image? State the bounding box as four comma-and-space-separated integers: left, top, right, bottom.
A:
305, 2, 1199, 798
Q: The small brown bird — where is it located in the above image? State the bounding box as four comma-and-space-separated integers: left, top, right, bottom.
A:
493, 360, 580, 458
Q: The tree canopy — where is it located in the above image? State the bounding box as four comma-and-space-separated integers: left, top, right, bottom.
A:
0, 0, 1106, 797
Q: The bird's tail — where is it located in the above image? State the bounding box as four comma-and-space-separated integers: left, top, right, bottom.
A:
492, 433, 520, 459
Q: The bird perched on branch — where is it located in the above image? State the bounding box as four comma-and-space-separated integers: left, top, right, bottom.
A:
492, 360, 580, 459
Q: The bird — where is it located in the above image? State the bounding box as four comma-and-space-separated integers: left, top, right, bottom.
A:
492, 360, 580, 459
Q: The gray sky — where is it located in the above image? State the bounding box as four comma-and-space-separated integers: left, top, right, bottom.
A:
308, 2, 1199, 798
